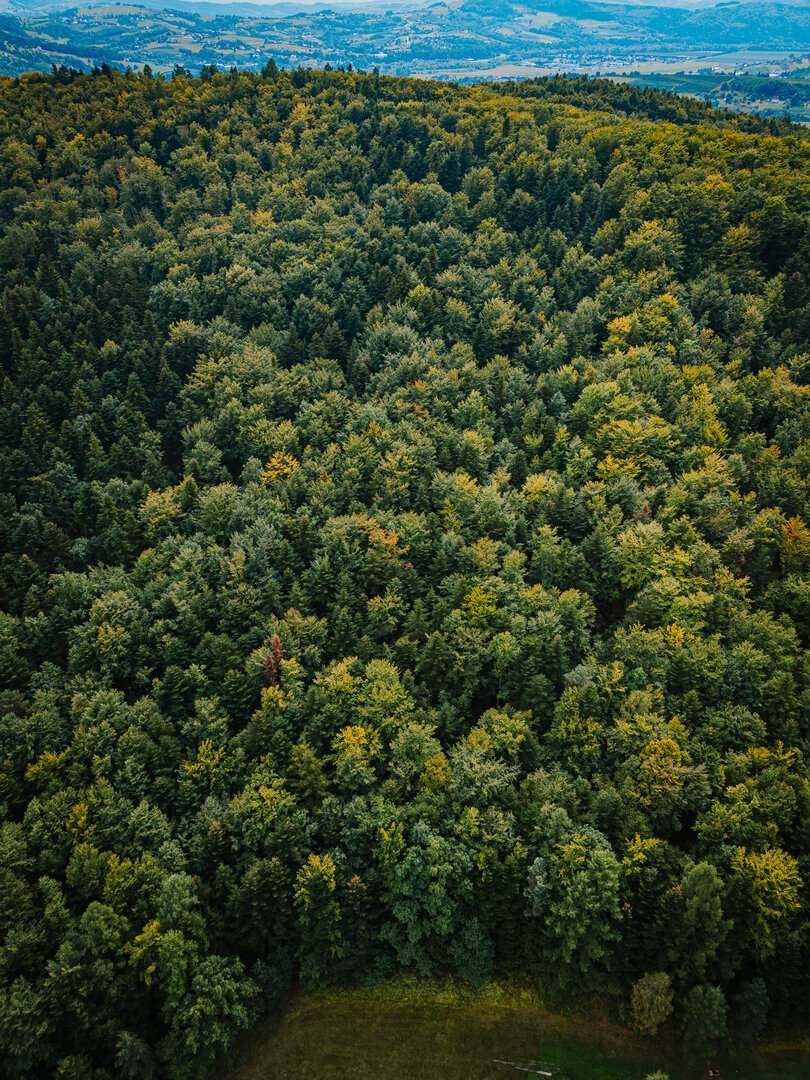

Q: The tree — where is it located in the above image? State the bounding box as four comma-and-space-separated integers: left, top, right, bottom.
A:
380, 823, 472, 975
528, 829, 622, 994
115, 1031, 156, 1080
631, 972, 674, 1036
674, 862, 729, 985
162, 956, 259, 1078
730, 847, 802, 959
0, 978, 53, 1079
294, 854, 343, 989
681, 984, 727, 1058
451, 918, 494, 987
729, 978, 769, 1043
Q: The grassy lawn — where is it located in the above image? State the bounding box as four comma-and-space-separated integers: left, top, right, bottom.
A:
221, 979, 810, 1080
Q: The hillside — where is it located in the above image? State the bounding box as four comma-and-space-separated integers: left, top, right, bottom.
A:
0, 0, 808, 92
0, 66, 809, 1079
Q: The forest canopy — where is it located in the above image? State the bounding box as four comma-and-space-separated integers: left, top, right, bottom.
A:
0, 64, 809, 1079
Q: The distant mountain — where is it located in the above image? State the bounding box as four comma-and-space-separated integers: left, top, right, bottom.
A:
0, 0, 420, 13
597, 0, 810, 6
507, 0, 810, 46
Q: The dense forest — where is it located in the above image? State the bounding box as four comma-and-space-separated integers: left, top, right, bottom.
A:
0, 64, 808, 1079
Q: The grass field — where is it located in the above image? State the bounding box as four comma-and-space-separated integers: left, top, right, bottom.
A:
222, 979, 810, 1080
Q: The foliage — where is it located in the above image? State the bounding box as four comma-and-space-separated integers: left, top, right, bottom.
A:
631, 972, 674, 1037
681, 984, 728, 1057
0, 64, 808, 1077
0, 2, 808, 125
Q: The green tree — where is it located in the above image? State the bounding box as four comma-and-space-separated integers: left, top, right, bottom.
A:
681, 984, 727, 1058
294, 854, 344, 989
631, 971, 674, 1036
